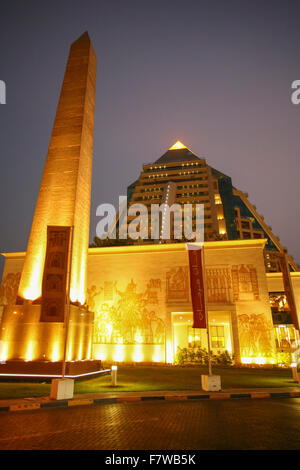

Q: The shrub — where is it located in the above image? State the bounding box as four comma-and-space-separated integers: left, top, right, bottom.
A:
276, 351, 293, 367
175, 347, 233, 366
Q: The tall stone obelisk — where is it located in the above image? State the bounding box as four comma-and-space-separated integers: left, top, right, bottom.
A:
0, 32, 97, 366
19, 31, 96, 306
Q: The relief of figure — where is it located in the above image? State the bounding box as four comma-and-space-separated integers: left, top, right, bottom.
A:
93, 278, 165, 345
147, 279, 161, 290
171, 267, 186, 289
145, 290, 159, 305
93, 303, 115, 343
166, 266, 189, 302
239, 266, 252, 293
115, 279, 144, 343
238, 313, 273, 358
50, 231, 67, 248
0, 272, 21, 306
46, 274, 63, 292
87, 285, 103, 312
49, 252, 64, 269
45, 301, 59, 317
150, 311, 165, 344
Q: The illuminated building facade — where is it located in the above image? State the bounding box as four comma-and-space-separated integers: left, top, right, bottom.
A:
1, 240, 300, 366
0, 37, 299, 369
90, 140, 299, 365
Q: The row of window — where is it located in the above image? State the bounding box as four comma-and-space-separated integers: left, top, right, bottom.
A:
144, 169, 207, 179
139, 177, 207, 186
176, 191, 209, 197
189, 325, 299, 351
188, 326, 225, 349
175, 197, 210, 204
140, 187, 164, 193
145, 162, 205, 172
177, 183, 208, 189
236, 230, 263, 239
235, 209, 264, 241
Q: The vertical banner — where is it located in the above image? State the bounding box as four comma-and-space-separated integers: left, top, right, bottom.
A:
277, 252, 299, 331
187, 247, 206, 329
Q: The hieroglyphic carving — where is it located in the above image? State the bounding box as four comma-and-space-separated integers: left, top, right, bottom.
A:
232, 265, 259, 301
145, 279, 161, 304
166, 266, 189, 302
167, 265, 258, 304
0, 272, 21, 306
40, 226, 71, 322
206, 266, 232, 303
249, 266, 259, 300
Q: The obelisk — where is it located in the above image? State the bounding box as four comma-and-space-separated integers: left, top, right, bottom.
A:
19, 31, 96, 306
0, 32, 97, 366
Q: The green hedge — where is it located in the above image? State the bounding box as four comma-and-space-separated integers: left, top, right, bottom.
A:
175, 347, 233, 366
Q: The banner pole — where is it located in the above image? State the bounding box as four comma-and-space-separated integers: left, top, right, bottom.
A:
62, 226, 74, 379
202, 246, 212, 376
283, 251, 299, 332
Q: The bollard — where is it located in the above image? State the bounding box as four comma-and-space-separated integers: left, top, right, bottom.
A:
111, 365, 118, 386
291, 363, 298, 382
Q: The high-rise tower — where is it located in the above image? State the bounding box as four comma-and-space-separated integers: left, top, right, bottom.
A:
122, 140, 298, 272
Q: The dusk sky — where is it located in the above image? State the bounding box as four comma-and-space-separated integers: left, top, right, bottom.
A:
0, 0, 300, 278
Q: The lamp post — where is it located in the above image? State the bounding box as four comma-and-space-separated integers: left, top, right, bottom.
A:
202, 248, 212, 377
111, 365, 118, 386
200, 246, 221, 391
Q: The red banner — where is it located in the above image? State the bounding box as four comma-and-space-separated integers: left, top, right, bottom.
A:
188, 247, 206, 329
277, 252, 299, 331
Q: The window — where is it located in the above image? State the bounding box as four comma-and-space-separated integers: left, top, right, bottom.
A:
210, 325, 225, 348
269, 292, 289, 312
241, 220, 250, 229
274, 325, 298, 349
242, 231, 251, 239
188, 327, 201, 348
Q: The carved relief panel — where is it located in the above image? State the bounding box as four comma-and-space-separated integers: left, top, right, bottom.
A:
206, 266, 232, 303
232, 265, 259, 301
166, 266, 189, 302
40, 226, 71, 322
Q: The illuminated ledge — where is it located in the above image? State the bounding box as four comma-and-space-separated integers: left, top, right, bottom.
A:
88, 239, 267, 256
0, 369, 111, 379
0, 251, 26, 259
267, 272, 300, 279
0, 359, 102, 376
1, 239, 267, 259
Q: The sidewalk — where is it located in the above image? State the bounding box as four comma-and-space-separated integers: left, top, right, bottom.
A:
1, 386, 300, 412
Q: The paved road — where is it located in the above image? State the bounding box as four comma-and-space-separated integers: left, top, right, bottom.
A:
1, 398, 300, 450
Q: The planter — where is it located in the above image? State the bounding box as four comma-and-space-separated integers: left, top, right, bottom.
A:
201, 374, 221, 392
50, 378, 74, 400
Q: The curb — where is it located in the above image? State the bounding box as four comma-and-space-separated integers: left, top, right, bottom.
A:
1, 391, 300, 413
